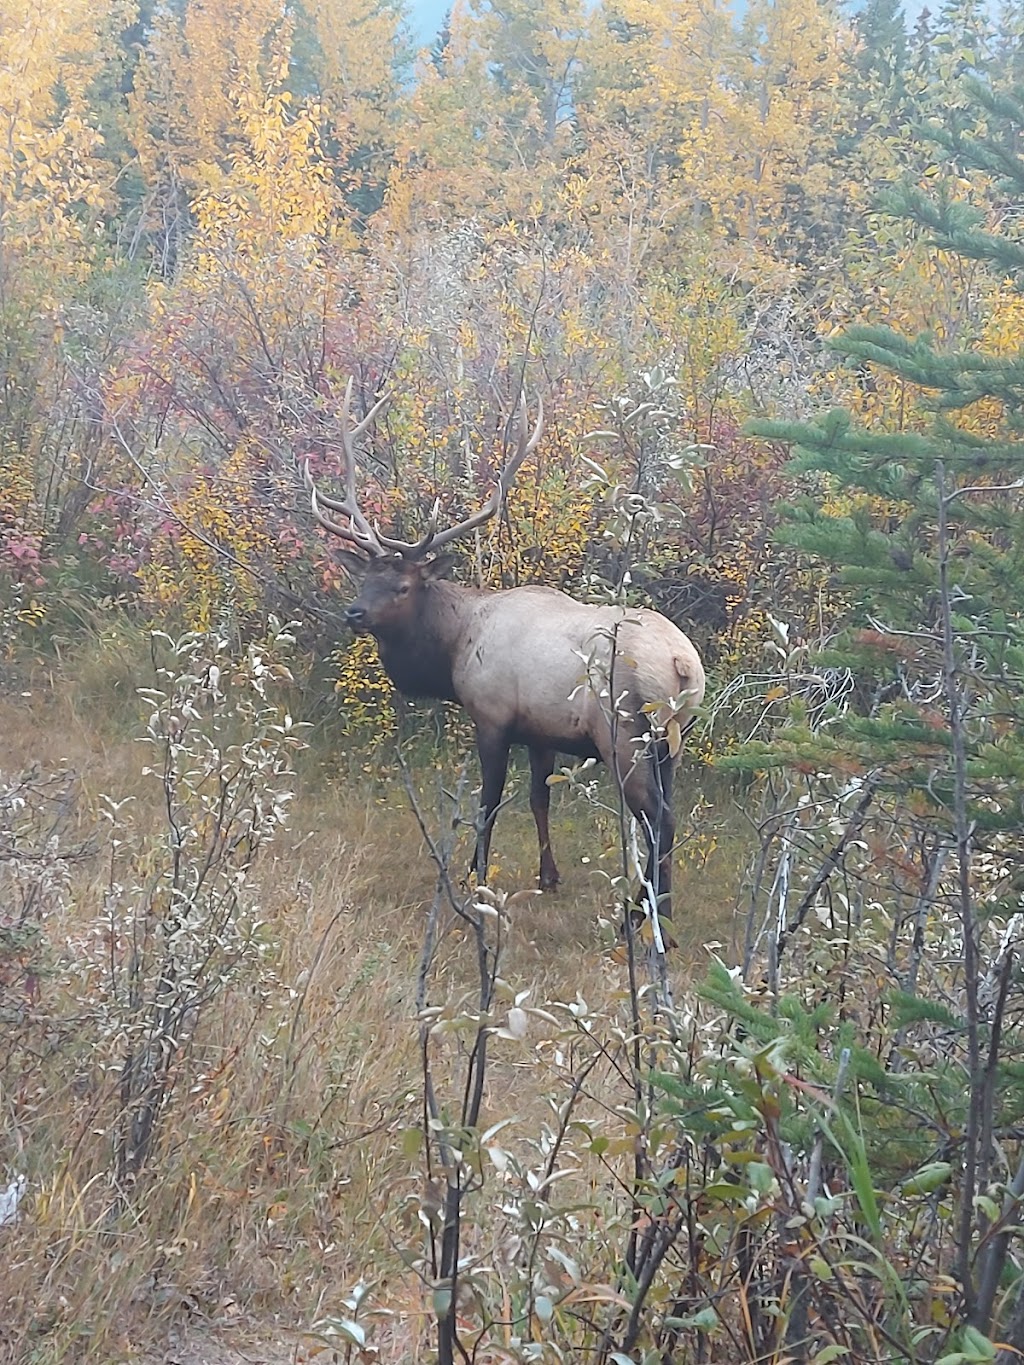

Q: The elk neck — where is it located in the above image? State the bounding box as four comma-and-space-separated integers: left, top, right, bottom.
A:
374, 578, 480, 703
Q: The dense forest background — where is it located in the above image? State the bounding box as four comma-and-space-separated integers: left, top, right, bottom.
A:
7, 1, 1024, 1362
5, 0, 1019, 689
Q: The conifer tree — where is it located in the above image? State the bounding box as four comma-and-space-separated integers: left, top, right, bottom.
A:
748, 78, 1024, 1348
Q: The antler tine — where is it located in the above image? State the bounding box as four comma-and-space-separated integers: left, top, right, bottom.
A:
303, 459, 385, 555
301, 376, 393, 557
507, 390, 545, 488
374, 498, 441, 557
348, 385, 392, 441
337, 378, 392, 544
425, 393, 544, 555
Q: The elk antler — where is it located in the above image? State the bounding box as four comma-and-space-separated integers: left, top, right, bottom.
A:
417, 392, 544, 556
304, 382, 543, 560
303, 376, 392, 557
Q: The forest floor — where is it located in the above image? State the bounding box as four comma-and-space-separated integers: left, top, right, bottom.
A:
1, 643, 744, 1363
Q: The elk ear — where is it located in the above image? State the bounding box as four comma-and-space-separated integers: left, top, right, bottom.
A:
422, 553, 458, 581
336, 550, 368, 580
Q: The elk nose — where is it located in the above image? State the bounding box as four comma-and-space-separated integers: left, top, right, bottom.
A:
344, 604, 367, 628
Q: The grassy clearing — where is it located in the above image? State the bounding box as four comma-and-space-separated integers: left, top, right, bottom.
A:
0, 647, 745, 1363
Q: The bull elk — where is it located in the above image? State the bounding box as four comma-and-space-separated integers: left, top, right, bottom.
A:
304, 381, 706, 931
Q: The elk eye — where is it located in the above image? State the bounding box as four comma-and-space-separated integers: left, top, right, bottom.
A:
397, 583, 411, 596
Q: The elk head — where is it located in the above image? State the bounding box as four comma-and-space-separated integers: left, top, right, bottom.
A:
340, 553, 457, 637
303, 378, 544, 637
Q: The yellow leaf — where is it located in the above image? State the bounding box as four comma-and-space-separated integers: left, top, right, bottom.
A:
667, 718, 682, 758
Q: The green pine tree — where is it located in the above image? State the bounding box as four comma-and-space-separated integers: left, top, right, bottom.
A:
743, 77, 1024, 1350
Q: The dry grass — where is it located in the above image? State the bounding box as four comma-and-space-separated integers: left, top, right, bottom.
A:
0, 650, 744, 1363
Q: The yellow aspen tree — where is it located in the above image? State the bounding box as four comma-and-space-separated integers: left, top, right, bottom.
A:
293, 0, 403, 215
579, 0, 849, 273
128, 0, 293, 196
573, 2, 733, 286
0, 0, 120, 566
391, 5, 494, 225
583, 0, 736, 138
394, 0, 586, 229
128, 0, 400, 253
0, 0, 114, 287
724, 0, 849, 248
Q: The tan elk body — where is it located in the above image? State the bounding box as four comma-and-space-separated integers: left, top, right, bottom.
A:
305, 382, 706, 926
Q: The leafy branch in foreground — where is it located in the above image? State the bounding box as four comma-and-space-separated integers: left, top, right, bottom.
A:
91, 622, 305, 1196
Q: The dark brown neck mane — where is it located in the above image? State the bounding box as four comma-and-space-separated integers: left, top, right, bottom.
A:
373, 579, 474, 703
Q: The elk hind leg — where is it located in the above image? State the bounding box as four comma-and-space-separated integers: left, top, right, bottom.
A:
528, 747, 560, 891
650, 740, 676, 921
613, 735, 676, 925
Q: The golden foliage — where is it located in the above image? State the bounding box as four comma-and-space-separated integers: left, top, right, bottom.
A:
138, 440, 270, 632
128, 0, 293, 190
333, 632, 397, 739
0, 0, 114, 287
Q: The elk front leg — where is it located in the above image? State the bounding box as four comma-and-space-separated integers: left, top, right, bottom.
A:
528, 747, 560, 891
471, 729, 510, 885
